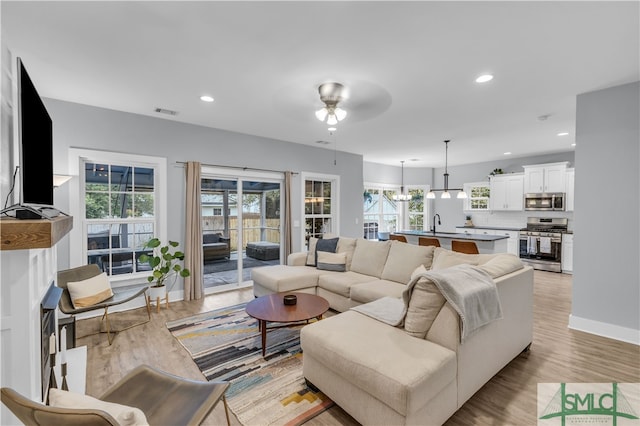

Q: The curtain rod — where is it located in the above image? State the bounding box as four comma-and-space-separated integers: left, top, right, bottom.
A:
175, 161, 298, 175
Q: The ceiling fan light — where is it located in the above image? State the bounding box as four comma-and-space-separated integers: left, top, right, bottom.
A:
327, 114, 338, 125
315, 108, 328, 121
426, 191, 436, 199
441, 191, 451, 199
457, 190, 468, 199
334, 107, 347, 121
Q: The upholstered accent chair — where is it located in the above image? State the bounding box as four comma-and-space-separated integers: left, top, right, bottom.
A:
1, 365, 231, 426
203, 233, 231, 262
57, 264, 151, 345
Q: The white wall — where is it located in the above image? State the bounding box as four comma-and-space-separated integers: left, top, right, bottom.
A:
43, 99, 364, 269
571, 81, 640, 344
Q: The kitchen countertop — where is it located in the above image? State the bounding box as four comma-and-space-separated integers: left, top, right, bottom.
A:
457, 225, 525, 231
396, 230, 509, 241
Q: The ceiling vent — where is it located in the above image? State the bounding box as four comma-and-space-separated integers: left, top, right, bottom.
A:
154, 107, 179, 116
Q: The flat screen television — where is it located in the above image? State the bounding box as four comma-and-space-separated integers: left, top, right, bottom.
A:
17, 57, 54, 208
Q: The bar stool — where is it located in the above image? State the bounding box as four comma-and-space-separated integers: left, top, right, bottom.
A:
451, 240, 479, 254
389, 234, 408, 243
418, 237, 441, 247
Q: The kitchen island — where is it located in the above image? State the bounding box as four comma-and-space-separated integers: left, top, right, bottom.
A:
394, 230, 509, 254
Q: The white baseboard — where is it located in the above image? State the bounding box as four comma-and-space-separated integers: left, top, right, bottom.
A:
568, 314, 640, 346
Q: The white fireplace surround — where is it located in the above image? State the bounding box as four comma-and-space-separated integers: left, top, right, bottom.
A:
1, 246, 59, 424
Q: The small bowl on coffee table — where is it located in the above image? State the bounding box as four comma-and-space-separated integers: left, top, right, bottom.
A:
283, 294, 297, 305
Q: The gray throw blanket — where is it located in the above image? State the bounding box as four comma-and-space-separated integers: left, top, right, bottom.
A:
350, 264, 503, 343
351, 296, 406, 326
405, 264, 503, 342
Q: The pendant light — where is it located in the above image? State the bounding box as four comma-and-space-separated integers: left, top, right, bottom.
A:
426, 140, 467, 199
392, 161, 412, 201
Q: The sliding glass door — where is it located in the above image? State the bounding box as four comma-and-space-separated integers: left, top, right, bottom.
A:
201, 169, 282, 292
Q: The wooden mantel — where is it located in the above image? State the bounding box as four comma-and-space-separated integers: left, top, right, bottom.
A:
0, 215, 73, 250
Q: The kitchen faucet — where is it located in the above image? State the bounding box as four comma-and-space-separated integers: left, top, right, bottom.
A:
431, 214, 441, 234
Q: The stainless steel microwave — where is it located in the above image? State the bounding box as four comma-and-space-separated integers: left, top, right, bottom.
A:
524, 193, 565, 211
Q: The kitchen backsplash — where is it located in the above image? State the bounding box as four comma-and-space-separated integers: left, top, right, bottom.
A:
468, 211, 574, 231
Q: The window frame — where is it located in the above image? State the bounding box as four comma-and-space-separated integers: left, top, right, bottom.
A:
363, 183, 430, 237
405, 185, 430, 231
463, 182, 491, 211
301, 172, 340, 248
68, 148, 167, 287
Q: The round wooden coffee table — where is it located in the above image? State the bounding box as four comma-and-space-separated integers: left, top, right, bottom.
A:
246, 292, 330, 356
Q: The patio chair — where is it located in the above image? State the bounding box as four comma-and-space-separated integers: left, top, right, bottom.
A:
1, 365, 231, 426
57, 264, 151, 345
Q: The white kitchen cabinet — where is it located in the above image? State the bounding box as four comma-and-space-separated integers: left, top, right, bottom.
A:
490, 174, 524, 211
455, 228, 519, 255
565, 168, 575, 212
455, 227, 476, 235
496, 230, 520, 255
523, 162, 568, 193
562, 233, 574, 273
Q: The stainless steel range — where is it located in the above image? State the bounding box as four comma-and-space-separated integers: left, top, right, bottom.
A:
519, 217, 568, 272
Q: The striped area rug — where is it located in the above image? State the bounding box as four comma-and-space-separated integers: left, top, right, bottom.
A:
166, 303, 334, 426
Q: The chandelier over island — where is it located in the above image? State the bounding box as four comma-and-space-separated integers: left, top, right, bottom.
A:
426, 140, 468, 199
392, 161, 412, 202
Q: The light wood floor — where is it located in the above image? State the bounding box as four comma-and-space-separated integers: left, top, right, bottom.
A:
81, 271, 639, 425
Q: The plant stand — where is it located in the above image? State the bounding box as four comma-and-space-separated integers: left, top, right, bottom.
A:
148, 286, 169, 313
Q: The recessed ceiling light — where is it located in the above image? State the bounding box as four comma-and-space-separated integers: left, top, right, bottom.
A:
557, 132, 569, 136
200, 95, 214, 102
475, 74, 494, 83
504, 152, 512, 155
571, 143, 576, 147
328, 127, 337, 132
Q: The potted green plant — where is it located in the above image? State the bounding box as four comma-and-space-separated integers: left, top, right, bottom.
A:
465, 215, 474, 227
139, 238, 191, 300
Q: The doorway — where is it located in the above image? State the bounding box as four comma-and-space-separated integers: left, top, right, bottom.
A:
200, 169, 283, 293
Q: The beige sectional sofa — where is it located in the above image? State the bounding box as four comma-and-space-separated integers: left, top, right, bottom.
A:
251, 237, 534, 425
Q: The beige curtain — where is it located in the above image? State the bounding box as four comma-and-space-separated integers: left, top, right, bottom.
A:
284, 171, 293, 259
184, 161, 203, 301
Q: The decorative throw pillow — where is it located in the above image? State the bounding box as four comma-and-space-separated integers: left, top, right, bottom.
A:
316, 251, 347, 272
315, 237, 339, 266
306, 237, 319, 266
403, 265, 446, 338
48, 388, 149, 426
478, 253, 524, 278
66, 272, 113, 309
431, 247, 480, 270
336, 236, 357, 271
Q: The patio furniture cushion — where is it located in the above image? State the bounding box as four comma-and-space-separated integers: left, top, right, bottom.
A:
203, 234, 220, 244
